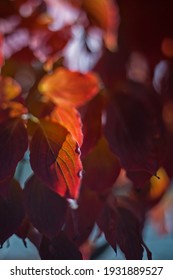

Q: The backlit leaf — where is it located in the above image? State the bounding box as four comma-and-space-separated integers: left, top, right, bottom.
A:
0, 76, 21, 105
30, 119, 82, 199
38, 67, 100, 107
0, 118, 28, 182
24, 175, 68, 238
0, 179, 25, 246
50, 104, 83, 147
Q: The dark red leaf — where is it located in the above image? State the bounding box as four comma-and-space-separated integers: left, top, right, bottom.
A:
30, 119, 83, 199
39, 231, 83, 260
82, 137, 120, 192
0, 118, 28, 182
65, 187, 105, 247
81, 93, 106, 157
0, 179, 25, 246
24, 175, 68, 238
105, 81, 164, 187
97, 195, 151, 259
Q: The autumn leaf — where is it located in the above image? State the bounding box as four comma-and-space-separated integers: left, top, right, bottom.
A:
24, 175, 68, 238
81, 93, 105, 156
105, 81, 164, 187
0, 179, 25, 246
0, 76, 21, 105
97, 195, 151, 260
50, 104, 83, 147
82, 137, 120, 192
38, 67, 100, 107
39, 231, 83, 260
0, 118, 28, 182
29, 119, 83, 199
65, 187, 104, 247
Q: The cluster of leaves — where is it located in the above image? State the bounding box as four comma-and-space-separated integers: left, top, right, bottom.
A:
0, 0, 173, 260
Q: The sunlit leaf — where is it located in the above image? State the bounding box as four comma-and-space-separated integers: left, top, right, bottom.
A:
0, 76, 21, 105
30, 119, 82, 199
0, 118, 28, 182
24, 175, 68, 238
39, 231, 83, 260
50, 104, 83, 147
82, 137, 120, 192
38, 67, 100, 107
0, 179, 25, 246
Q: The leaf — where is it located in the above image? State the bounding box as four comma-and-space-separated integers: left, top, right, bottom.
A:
24, 175, 68, 238
81, 93, 105, 156
0, 76, 21, 105
97, 195, 151, 260
39, 231, 83, 260
38, 67, 100, 107
105, 81, 164, 187
30, 119, 83, 199
0, 179, 25, 246
50, 104, 83, 147
82, 137, 120, 192
0, 118, 28, 182
65, 187, 104, 246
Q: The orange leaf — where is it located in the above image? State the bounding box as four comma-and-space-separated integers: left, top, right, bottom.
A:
30, 119, 83, 199
0, 118, 28, 182
0, 76, 21, 105
50, 104, 83, 147
38, 67, 100, 107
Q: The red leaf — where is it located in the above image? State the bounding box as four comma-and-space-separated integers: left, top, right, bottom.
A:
0, 118, 28, 182
30, 119, 82, 199
39, 231, 83, 260
24, 175, 68, 238
0, 179, 25, 246
82, 137, 120, 192
38, 67, 100, 107
105, 81, 164, 187
97, 195, 151, 259
65, 187, 105, 246
81, 93, 105, 157
50, 104, 83, 147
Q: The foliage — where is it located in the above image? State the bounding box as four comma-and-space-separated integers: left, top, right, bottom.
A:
0, 0, 173, 260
